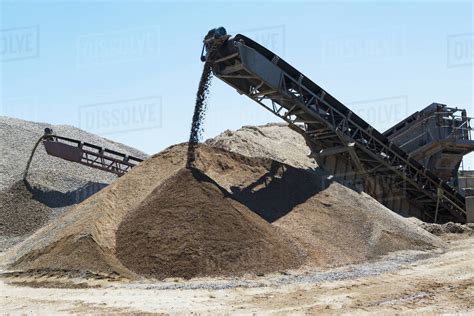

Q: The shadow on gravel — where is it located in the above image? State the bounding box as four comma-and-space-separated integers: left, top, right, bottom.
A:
24, 179, 108, 208
230, 161, 331, 223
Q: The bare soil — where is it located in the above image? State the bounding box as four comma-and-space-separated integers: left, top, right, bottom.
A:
1, 236, 472, 315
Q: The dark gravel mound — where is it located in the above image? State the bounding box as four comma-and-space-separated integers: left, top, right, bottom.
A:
0, 116, 147, 250
116, 167, 302, 279
0, 181, 51, 237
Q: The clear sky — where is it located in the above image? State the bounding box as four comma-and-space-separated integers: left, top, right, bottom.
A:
1, 1, 473, 168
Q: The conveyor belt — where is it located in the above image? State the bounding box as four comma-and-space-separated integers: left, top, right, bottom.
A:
24, 130, 143, 179
204, 32, 466, 223
42, 134, 143, 176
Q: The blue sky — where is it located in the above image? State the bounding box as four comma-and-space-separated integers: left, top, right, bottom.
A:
1, 1, 473, 168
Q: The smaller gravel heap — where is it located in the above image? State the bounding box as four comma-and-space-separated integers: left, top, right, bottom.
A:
0, 116, 146, 192
0, 181, 51, 237
206, 123, 318, 170
0, 116, 147, 250
408, 217, 473, 236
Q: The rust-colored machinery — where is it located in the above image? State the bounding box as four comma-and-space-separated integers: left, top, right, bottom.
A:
24, 128, 143, 180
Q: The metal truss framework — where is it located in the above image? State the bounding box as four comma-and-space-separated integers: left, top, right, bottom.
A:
42, 135, 143, 177
210, 37, 466, 222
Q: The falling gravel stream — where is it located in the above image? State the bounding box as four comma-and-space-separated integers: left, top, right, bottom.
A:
186, 62, 213, 168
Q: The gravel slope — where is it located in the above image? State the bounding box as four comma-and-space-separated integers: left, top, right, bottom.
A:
206, 123, 317, 170
3, 144, 442, 279
0, 116, 147, 250
0, 116, 147, 192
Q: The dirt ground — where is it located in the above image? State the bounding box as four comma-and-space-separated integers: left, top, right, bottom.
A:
1, 235, 472, 315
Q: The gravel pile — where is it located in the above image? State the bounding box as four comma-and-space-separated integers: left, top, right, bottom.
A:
4, 144, 442, 279
206, 123, 318, 170
0, 116, 147, 192
0, 122, 447, 280
0, 116, 147, 250
408, 217, 473, 236
0, 181, 51, 237
207, 125, 445, 266
117, 167, 302, 279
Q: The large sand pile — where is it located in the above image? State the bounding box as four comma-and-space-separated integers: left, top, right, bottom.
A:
207, 125, 445, 265
117, 168, 300, 279
3, 144, 442, 279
